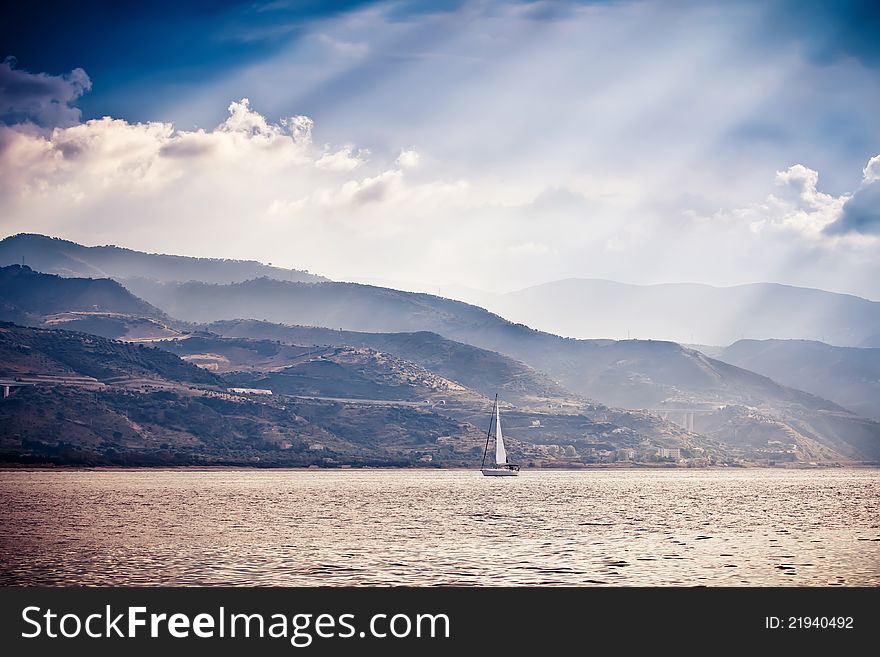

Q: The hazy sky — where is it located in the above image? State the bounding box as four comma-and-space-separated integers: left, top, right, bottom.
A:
2, 0, 879, 298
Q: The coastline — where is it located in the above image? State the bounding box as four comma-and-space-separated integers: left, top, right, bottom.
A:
2, 462, 876, 472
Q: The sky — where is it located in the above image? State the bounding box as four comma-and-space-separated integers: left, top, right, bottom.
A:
1, 0, 879, 299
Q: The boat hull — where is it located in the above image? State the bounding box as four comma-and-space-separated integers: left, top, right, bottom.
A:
481, 468, 519, 477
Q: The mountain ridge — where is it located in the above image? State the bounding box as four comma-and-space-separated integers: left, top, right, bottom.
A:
3, 238, 878, 463
0, 233, 327, 285
451, 277, 880, 347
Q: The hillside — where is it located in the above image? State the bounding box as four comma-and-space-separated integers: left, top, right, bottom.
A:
161, 335, 477, 404
0, 323, 219, 386
452, 278, 880, 347
206, 320, 579, 408
703, 340, 880, 421
157, 333, 704, 457
0, 265, 167, 323
119, 278, 880, 462
5, 261, 877, 462
0, 264, 185, 340
0, 384, 486, 467
0, 324, 484, 467
0, 234, 327, 285
124, 277, 851, 410
0, 324, 712, 467
199, 321, 880, 463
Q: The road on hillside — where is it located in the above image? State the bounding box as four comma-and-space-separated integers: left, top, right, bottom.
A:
284, 394, 433, 407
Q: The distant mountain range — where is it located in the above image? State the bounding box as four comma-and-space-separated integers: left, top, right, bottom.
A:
119, 276, 851, 412
0, 233, 327, 285
2, 236, 879, 464
451, 278, 880, 348
6, 233, 878, 347
698, 340, 880, 421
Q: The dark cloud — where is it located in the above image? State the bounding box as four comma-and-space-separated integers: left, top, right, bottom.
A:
824, 182, 880, 235
0, 57, 91, 128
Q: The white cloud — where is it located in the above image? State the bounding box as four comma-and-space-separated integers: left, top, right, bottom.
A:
0, 97, 480, 276
396, 148, 420, 169
315, 145, 367, 172
722, 158, 880, 244
0, 98, 328, 203
863, 155, 880, 183
749, 164, 850, 237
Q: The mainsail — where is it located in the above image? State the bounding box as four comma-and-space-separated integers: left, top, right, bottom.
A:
494, 402, 507, 465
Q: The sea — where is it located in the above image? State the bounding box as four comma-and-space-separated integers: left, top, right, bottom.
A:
1, 468, 877, 586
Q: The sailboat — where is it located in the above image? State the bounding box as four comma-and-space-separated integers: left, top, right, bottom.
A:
481, 394, 520, 476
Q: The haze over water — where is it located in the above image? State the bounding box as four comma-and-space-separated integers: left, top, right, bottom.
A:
1, 469, 877, 586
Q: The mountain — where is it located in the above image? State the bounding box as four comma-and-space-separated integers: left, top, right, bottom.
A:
161, 334, 479, 404
0, 323, 483, 467
119, 277, 880, 462
451, 278, 880, 347
120, 278, 845, 406
205, 320, 579, 408
0, 264, 165, 322
157, 332, 705, 456
0, 264, 183, 340
200, 322, 880, 462
0, 322, 219, 386
6, 238, 878, 462
0, 324, 710, 467
700, 340, 880, 421
0, 233, 327, 285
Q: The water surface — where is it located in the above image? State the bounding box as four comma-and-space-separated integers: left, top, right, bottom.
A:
1, 468, 877, 586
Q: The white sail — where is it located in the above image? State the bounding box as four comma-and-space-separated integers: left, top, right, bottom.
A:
494, 402, 507, 465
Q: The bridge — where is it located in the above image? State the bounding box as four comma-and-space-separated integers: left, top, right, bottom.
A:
0, 379, 36, 398
0, 376, 104, 398
648, 407, 724, 432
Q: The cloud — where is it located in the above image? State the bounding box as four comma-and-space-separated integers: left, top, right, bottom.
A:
315, 144, 366, 171
0, 96, 389, 200
823, 158, 880, 235
758, 163, 848, 236
708, 162, 869, 241
0, 93, 475, 272
3, 85, 879, 300
395, 148, 420, 169
0, 56, 91, 128
694, 155, 880, 249
3, 0, 880, 300
863, 154, 880, 183
825, 185, 880, 235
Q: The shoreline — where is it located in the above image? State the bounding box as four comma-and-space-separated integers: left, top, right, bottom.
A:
1, 463, 877, 473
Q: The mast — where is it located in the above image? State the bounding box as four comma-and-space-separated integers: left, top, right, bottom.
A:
480, 394, 497, 470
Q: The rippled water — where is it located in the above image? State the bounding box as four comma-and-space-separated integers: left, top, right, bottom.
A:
1, 468, 878, 586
